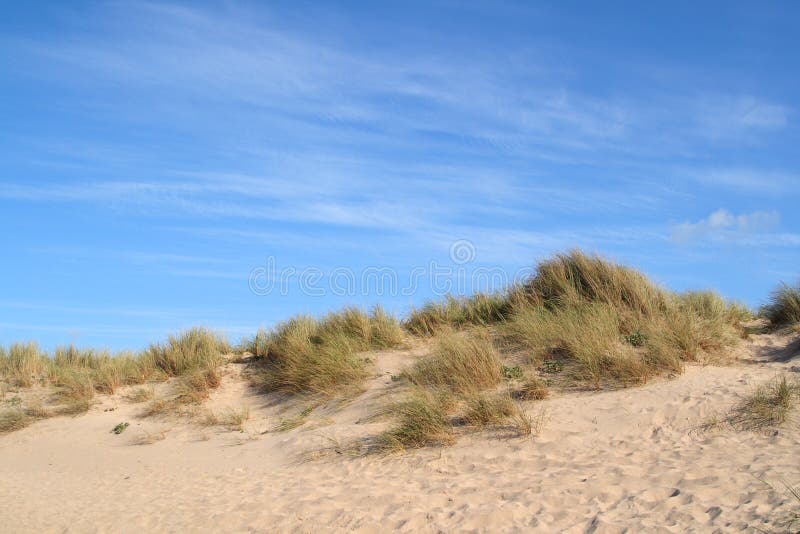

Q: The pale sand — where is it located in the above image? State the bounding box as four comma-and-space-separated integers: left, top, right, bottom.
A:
1, 333, 798, 533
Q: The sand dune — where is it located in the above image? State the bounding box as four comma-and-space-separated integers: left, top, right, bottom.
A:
1, 332, 798, 533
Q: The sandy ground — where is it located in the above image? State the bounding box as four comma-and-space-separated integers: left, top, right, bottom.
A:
1, 333, 799, 533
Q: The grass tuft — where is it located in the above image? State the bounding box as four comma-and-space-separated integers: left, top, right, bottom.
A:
142, 328, 229, 378
461, 392, 516, 427
0, 408, 33, 433
126, 386, 155, 403
255, 307, 402, 396
403, 331, 502, 394
379, 388, 455, 450
206, 405, 251, 432
762, 282, 800, 327
405, 293, 514, 336
728, 375, 798, 431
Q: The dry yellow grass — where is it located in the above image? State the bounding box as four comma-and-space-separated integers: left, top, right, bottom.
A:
728, 376, 798, 431
379, 388, 455, 450
403, 330, 502, 394
762, 282, 800, 327
405, 293, 513, 336
205, 405, 251, 432
462, 392, 517, 427
254, 307, 402, 396
126, 386, 155, 403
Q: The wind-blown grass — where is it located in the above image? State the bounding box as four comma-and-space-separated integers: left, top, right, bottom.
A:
253, 306, 403, 396
762, 282, 800, 327
404, 251, 745, 391
405, 293, 515, 336
379, 388, 455, 450
728, 376, 798, 431
501, 251, 744, 389
403, 330, 502, 394
506, 302, 648, 388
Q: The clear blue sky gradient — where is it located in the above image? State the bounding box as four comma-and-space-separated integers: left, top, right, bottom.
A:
1, 1, 798, 350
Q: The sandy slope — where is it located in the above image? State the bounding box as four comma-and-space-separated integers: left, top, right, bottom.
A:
1, 333, 798, 533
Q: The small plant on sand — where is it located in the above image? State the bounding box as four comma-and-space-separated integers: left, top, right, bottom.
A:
502, 365, 524, 380
728, 375, 798, 431
111, 422, 130, 434
206, 405, 251, 432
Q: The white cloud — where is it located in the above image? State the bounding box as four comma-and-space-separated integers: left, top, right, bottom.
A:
671, 208, 781, 242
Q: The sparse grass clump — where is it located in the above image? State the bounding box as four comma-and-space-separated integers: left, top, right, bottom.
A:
206, 405, 251, 432
728, 376, 798, 431
403, 331, 502, 394
0, 408, 33, 433
126, 386, 155, 403
274, 405, 314, 432
762, 282, 800, 327
379, 388, 455, 450
255, 307, 402, 396
0, 400, 52, 433
515, 374, 549, 400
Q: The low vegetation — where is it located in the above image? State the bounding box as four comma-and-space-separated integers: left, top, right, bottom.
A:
402, 331, 501, 394
0, 328, 230, 426
407, 251, 746, 390
274, 405, 314, 432
249, 306, 403, 396
727, 375, 798, 431
762, 282, 800, 328
379, 388, 456, 450
205, 405, 251, 432
382, 330, 535, 450
0, 249, 771, 449
405, 293, 515, 336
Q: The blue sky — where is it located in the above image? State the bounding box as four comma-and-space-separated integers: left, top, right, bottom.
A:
1, 1, 798, 351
